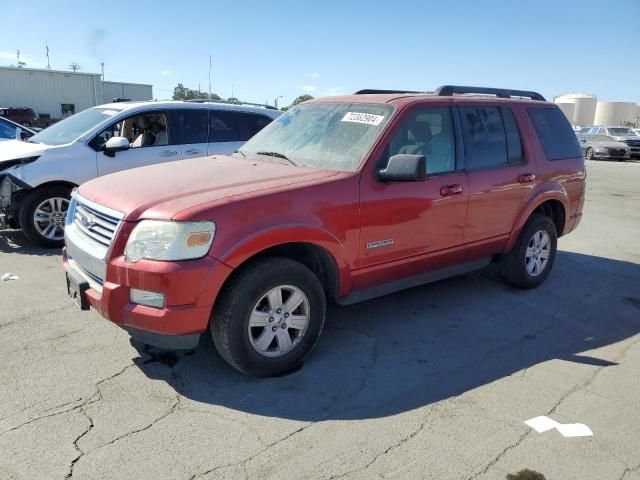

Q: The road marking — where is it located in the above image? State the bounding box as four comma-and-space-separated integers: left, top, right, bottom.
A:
524, 416, 593, 437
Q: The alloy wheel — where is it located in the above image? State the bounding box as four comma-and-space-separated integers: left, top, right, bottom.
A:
248, 285, 310, 357
33, 197, 70, 241
525, 230, 551, 277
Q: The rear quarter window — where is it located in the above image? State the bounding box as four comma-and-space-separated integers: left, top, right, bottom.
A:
528, 107, 581, 160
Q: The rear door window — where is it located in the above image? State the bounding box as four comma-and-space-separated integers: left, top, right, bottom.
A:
237, 113, 273, 141
172, 109, 208, 144
501, 107, 524, 165
528, 107, 582, 160
209, 110, 241, 142
459, 106, 508, 169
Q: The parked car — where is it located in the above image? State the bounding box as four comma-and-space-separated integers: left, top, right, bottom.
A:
0, 101, 281, 246
0, 116, 36, 142
62, 85, 586, 377
588, 126, 640, 158
0, 107, 37, 126
577, 134, 631, 160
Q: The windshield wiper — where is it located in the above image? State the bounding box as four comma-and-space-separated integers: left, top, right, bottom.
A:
235, 149, 247, 158
255, 151, 297, 166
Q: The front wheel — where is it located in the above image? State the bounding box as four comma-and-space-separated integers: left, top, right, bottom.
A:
585, 147, 594, 160
499, 213, 557, 289
18, 186, 71, 248
211, 257, 326, 376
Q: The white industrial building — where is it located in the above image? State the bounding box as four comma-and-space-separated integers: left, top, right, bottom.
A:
0, 66, 152, 122
554, 92, 639, 127
554, 93, 598, 127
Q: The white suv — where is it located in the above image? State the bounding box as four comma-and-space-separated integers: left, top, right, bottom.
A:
0, 101, 281, 247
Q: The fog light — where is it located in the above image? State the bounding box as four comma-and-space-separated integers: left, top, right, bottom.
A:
130, 288, 165, 308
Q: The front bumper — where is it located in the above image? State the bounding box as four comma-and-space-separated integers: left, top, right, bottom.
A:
63, 248, 234, 349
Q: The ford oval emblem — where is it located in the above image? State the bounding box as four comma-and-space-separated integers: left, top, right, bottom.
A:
80, 213, 96, 229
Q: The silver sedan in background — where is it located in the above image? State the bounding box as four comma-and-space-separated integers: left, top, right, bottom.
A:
577, 134, 631, 161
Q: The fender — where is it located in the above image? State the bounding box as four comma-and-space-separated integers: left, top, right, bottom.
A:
213, 225, 352, 295
505, 181, 569, 253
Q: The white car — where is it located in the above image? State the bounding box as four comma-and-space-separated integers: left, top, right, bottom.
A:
0, 101, 281, 247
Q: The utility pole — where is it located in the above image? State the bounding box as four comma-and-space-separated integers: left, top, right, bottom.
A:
100, 62, 105, 81
45, 42, 51, 69
16, 50, 26, 68
275, 95, 283, 109
69, 62, 80, 72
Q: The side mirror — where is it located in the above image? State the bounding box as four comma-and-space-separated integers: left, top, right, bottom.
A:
104, 136, 130, 157
20, 129, 34, 141
376, 154, 426, 182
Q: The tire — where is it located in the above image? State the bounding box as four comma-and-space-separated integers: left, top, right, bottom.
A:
585, 148, 593, 160
211, 257, 326, 377
499, 213, 557, 289
18, 186, 72, 248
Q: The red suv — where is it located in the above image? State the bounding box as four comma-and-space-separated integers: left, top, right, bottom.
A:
0, 107, 37, 126
62, 85, 586, 376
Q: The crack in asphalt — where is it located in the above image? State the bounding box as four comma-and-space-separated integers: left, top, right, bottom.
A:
466, 335, 640, 480
187, 420, 322, 480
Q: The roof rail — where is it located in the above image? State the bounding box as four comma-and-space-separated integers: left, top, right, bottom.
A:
186, 98, 279, 110
354, 89, 424, 95
434, 85, 546, 101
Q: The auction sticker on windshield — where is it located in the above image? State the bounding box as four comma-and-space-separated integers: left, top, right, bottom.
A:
342, 112, 385, 126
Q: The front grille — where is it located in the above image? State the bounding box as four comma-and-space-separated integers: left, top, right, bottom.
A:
607, 148, 626, 156
73, 201, 120, 248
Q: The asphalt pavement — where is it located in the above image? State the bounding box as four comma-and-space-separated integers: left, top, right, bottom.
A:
1, 160, 639, 480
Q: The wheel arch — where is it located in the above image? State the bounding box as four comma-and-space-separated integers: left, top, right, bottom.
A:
215, 227, 351, 299
505, 189, 568, 253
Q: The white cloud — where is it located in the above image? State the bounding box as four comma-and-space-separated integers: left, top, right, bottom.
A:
160, 70, 173, 76
324, 87, 346, 96
300, 85, 316, 93
308, 72, 320, 78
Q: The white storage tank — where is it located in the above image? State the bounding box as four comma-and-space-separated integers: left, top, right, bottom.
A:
594, 102, 636, 126
554, 93, 597, 127
556, 103, 576, 124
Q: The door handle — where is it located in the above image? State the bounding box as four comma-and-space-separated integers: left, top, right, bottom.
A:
184, 148, 202, 155
440, 184, 463, 197
159, 150, 178, 157
518, 173, 536, 183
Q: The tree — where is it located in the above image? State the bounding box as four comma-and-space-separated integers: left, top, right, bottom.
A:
227, 97, 240, 103
291, 94, 314, 106
172, 83, 221, 101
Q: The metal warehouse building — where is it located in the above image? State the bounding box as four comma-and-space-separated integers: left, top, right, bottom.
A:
0, 66, 152, 122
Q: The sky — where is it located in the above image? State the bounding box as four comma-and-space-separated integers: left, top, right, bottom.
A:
1, 0, 639, 107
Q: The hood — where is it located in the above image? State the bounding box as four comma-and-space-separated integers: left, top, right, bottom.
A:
0, 140, 51, 164
78, 155, 340, 221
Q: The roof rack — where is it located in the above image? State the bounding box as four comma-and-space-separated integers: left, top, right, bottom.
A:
434, 85, 546, 101
186, 98, 279, 110
354, 89, 424, 95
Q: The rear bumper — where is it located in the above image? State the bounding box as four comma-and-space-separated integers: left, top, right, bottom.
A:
63, 249, 234, 347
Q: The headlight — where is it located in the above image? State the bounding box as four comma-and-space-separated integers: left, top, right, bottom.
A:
125, 220, 216, 262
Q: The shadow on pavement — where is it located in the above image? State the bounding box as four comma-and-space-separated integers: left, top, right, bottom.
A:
0, 229, 60, 256
132, 251, 640, 421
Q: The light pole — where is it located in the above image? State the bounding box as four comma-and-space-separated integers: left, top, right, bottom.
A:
275, 95, 283, 109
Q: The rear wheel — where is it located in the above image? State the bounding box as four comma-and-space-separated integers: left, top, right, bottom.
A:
19, 186, 71, 248
499, 213, 557, 289
211, 257, 326, 376
585, 147, 594, 160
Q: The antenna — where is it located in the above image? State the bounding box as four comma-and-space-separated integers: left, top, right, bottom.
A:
45, 42, 51, 69
208, 55, 212, 98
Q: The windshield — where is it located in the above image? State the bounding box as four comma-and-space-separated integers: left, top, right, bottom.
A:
28, 107, 121, 146
240, 103, 393, 171
608, 128, 637, 136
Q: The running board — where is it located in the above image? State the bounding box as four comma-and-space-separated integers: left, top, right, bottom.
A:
336, 257, 492, 306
